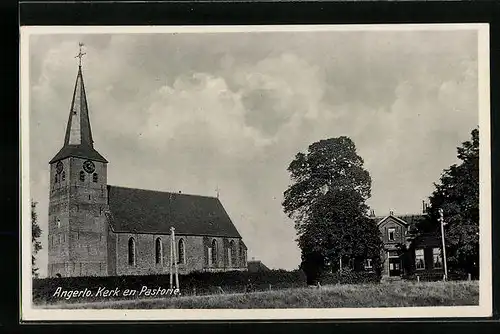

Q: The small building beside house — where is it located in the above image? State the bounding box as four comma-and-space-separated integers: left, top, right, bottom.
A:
247, 258, 271, 273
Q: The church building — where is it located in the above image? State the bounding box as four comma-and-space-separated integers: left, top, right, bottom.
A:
47, 59, 248, 278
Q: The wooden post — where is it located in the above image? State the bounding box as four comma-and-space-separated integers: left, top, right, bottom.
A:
171, 227, 180, 289
169, 229, 173, 289
468, 273, 471, 281
417, 275, 420, 283
339, 257, 342, 273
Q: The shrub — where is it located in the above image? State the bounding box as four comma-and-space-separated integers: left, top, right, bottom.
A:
319, 268, 380, 285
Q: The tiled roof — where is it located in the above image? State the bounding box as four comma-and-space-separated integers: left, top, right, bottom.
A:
247, 260, 270, 272
412, 232, 441, 247
370, 214, 426, 231
396, 214, 426, 230
106, 185, 242, 238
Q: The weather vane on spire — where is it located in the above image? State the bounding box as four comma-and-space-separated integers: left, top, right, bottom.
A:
75, 42, 86, 67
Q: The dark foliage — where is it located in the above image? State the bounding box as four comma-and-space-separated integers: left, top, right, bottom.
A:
32, 201, 42, 278
283, 137, 382, 284
402, 269, 474, 282
320, 269, 380, 285
418, 128, 479, 276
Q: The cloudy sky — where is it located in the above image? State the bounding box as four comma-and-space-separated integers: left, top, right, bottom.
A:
27, 27, 479, 277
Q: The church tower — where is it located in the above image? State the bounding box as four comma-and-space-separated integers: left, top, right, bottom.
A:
47, 46, 109, 277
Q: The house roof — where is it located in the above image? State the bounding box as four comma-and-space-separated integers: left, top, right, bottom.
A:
412, 232, 442, 248
370, 213, 426, 231
106, 185, 242, 238
376, 215, 410, 227
396, 214, 426, 230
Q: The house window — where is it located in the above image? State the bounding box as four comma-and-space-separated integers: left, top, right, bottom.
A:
211, 239, 218, 267
93, 173, 98, 183
388, 228, 396, 241
56, 218, 60, 228
128, 237, 136, 266
178, 238, 185, 264
79, 171, 85, 182
415, 248, 425, 270
433, 248, 443, 269
365, 258, 373, 270
155, 237, 162, 265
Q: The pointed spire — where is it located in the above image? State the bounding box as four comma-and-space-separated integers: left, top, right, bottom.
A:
64, 65, 94, 147
49, 44, 107, 164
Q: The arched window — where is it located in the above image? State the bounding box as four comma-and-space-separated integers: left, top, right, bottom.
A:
178, 239, 185, 264
128, 237, 136, 266
228, 240, 234, 267
211, 239, 217, 267
79, 171, 85, 182
155, 237, 162, 264
93, 173, 98, 183
61, 171, 66, 181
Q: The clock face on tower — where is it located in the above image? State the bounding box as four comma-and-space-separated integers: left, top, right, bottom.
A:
83, 160, 95, 173
56, 161, 63, 174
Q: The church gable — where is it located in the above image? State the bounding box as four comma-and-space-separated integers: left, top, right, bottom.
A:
106, 185, 242, 238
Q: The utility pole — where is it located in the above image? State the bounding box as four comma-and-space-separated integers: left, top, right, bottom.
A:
439, 208, 448, 281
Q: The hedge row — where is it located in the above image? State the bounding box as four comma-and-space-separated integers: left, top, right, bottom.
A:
33, 269, 308, 304
320, 270, 381, 285
402, 270, 474, 282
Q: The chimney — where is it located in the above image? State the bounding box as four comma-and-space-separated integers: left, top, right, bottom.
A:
422, 200, 425, 213
389, 210, 394, 216
178, 191, 182, 194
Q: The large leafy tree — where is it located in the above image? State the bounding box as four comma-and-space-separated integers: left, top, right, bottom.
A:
421, 128, 479, 275
283, 137, 382, 283
32, 200, 42, 278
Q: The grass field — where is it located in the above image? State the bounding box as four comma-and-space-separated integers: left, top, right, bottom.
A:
37, 280, 479, 309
